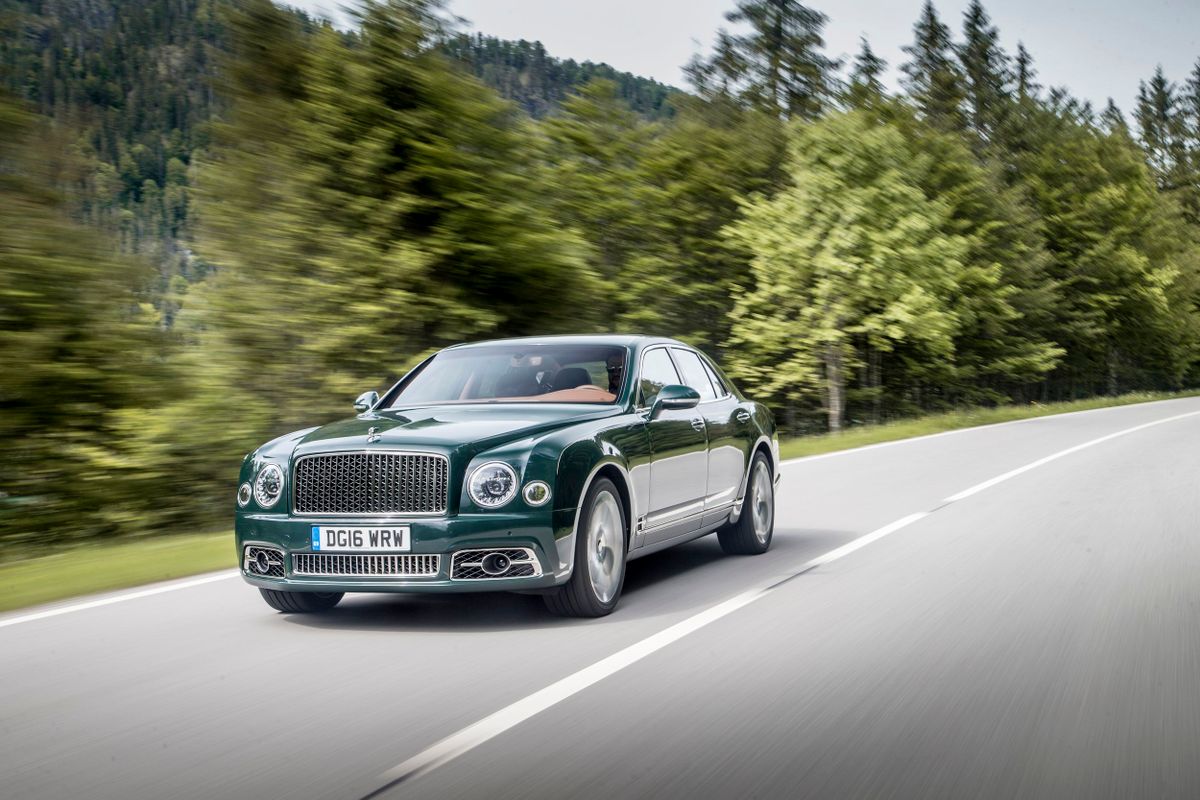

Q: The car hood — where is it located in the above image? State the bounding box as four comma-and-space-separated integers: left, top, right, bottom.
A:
291, 403, 623, 458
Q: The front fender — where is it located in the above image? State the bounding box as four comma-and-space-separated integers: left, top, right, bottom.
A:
540, 425, 648, 580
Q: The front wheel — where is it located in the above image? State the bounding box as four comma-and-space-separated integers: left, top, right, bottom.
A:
259, 588, 344, 613
544, 477, 627, 617
718, 452, 774, 555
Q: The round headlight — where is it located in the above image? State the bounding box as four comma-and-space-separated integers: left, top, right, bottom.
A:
253, 464, 284, 508
468, 462, 518, 508
522, 480, 552, 507
237, 483, 253, 508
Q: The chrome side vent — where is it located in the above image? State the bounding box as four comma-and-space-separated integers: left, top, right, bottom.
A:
244, 546, 286, 578
450, 548, 541, 580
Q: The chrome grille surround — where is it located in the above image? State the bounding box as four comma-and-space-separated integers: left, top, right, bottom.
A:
243, 545, 286, 578
292, 553, 441, 577
451, 548, 542, 580
292, 451, 449, 516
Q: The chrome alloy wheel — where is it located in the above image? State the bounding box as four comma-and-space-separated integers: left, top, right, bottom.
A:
586, 489, 625, 604
750, 460, 774, 544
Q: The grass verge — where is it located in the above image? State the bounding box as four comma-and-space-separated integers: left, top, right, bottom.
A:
0, 532, 234, 614
778, 390, 1200, 461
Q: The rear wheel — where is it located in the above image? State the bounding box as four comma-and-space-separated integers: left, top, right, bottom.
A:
259, 588, 344, 613
545, 477, 627, 617
718, 452, 774, 555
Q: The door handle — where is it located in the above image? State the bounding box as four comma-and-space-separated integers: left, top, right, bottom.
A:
691, 417, 705, 431
735, 410, 752, 423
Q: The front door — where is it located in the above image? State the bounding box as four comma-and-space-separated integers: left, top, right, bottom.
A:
639, 347, 708, 545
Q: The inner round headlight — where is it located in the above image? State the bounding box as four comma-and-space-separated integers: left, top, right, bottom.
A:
468, 462, 517, 508
253, 464, 284, 508
237, 483, 252, 508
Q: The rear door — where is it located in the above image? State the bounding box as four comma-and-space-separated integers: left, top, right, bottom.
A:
639, 347, 709, 545
671, 348, 749, 527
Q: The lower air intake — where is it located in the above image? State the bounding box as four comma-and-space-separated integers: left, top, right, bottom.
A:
292, 553, 440, 577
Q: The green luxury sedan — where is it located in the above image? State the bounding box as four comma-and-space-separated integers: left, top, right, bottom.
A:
236, 335, 780, 617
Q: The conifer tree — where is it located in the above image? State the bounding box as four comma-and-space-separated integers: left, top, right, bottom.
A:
687, 0, 839, 119
901, 1, 966, 129
1101, 99, 1129, 136
1014, 42, 1039, 101
958, 0, 1011, 140
1136, 66, 1186, 186
846, 36, 888, 108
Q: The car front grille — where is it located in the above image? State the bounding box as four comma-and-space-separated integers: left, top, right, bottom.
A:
293, 452, 449, 515
292, 553, 441, 577
450, 548, 541, 580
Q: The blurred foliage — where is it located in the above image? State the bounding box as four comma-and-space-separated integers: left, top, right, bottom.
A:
0, 98, 169, 546
2, 0, 1200, 547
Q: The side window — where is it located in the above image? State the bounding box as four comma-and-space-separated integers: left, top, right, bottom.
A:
638, 348, 681, 407
700, 358, 729, 398
671, 349, 717, 401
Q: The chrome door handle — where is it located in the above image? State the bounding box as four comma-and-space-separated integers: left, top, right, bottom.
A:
735, 410, 752, 423
691, 417, 705, 431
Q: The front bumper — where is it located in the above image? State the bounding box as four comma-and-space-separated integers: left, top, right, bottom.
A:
235, 509, 573, 593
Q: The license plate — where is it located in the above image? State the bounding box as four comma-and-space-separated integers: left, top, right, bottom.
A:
311, 526, 410, 552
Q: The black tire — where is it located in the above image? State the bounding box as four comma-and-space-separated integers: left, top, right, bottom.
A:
544, 477, 627, 617
718, 451, 774, 555
259, 588, 344, 613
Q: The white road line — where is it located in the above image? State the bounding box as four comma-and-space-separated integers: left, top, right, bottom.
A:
0, 571, 239, 629
780, 395, 1200, 466
943, 408, 1200, 502
365, 406, 1200, 796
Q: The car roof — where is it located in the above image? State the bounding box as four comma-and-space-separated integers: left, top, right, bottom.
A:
443, 334, 689, 351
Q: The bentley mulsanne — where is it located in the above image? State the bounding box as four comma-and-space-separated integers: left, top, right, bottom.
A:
236, 335, 779, 617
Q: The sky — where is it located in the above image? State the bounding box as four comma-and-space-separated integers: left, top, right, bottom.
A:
289, 0, 1200, 116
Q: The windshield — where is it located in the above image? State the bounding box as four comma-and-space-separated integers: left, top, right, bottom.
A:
387, 344, 629, 406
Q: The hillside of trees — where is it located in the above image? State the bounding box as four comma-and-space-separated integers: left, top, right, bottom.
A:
3, 0, 1200, 549
443, 34, 677, 118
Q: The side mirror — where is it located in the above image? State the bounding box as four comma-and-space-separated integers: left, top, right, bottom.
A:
354, 390, 379, 413
651, 384, 701, 418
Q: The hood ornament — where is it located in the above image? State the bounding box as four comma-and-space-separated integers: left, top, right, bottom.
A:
366, 426, 381, 443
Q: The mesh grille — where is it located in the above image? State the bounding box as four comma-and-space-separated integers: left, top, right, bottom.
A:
451, 548, 541, 580
292, 553, 441, 577
293, 452, 449, 515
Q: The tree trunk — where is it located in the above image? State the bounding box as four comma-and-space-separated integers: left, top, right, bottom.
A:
824, 342, 844, 433
870, 346, 882, 425
1106, 346, 1119, 396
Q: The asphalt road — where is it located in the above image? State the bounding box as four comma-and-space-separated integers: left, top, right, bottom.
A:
4, 397, 1200, 799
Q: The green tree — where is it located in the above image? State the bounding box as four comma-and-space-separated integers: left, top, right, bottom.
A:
958, 0, 1011, 141
845, 36, 888, 109
0, 96, 166, 547
1018, 104, 1200, 395
1136, 67, 1188, 191
726, 112, 975, 432
141, 0, 594, 525
1014, 42, 1039, 102
901, 1, 966, 130
542, 84, 785, 351
687, 0, 839, 119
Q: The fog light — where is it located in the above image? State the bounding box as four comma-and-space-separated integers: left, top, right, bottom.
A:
253, 550, 272, 574
480, 552, 512, 576
522, 480, 551, 507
